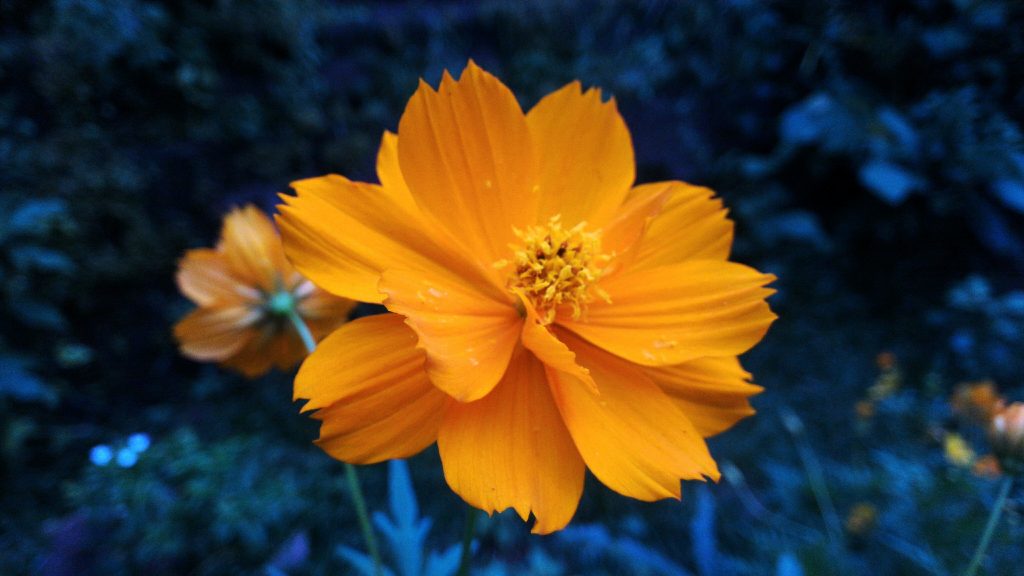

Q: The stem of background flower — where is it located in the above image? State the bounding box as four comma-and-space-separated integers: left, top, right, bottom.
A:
721, 461, 822, 543
456, 506, 479, 576
346, 462, 383, 576
963, 476, 1013, 576
286, 308, 318, 354
781, 409, 846, 574
287, 309, 383, 576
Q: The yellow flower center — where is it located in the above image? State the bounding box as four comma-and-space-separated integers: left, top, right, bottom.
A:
497, 215, 610, 324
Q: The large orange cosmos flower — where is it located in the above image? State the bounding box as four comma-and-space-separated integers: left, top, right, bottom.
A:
278, 62, 776, 533
174, 205, 355, 377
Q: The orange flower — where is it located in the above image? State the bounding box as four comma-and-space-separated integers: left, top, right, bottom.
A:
174, 205, 355, 377
951, 380, 1005, 424
854, 400, 875, 420
844, 503, 878, 537
990, 402, 1024, 476
972, 454, 1002, 479
875, 351, 896, 371
867, 355, 900, 402
278, 62, 776, 533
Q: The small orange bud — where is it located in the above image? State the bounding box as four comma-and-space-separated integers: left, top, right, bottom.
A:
972, 454, 1002, 479
876, 351, 896, 371
855, 400, 875, 420
845, 503, 878, 537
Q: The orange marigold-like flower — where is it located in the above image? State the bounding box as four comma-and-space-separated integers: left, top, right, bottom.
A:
278, 62, 777, 533
174, 205, 355, 377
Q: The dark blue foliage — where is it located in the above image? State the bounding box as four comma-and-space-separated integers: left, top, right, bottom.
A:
858, 160, 923, 205
690, 487, 718, 576
0, 356, 56, 405
556, 523, 690, 576
339, 459, 462, 576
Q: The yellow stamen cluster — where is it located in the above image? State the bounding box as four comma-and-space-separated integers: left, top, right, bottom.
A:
497, 215, 610, 324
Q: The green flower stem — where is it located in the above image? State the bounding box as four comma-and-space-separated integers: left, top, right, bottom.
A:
457, 506, 479, 576
287, 309, 382, 576
964, 477, 1013, 576
286, 307, 318, 356
346, 461, 383, 576
781, 409, 845, 574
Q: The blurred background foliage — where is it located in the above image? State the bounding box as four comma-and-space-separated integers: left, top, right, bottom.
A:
2, 0, 1023, 573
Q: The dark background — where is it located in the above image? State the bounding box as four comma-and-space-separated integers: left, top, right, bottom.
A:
2, 1, 1023, 574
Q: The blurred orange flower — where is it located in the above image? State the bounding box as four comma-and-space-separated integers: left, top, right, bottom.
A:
278, 62, 776, 533
867, 352, 901, 402
972, 454, 1002, 479
951, 380, 1005, 425
174, 205, 354, 378
875, 351, 896, 371
845, 502, 878, 537
855, 400, 875, 420
990, 402, 1024, 476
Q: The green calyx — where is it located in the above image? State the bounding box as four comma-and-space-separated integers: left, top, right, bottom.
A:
265, 291, 296, 316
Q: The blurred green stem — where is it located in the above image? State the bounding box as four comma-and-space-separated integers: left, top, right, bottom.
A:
457, 506, 479, 576
781, 409, 845, 573
963, 477, 1013, 576
289, 310, 382, 576
286, 307, 318, 355
346, 462, 383, 576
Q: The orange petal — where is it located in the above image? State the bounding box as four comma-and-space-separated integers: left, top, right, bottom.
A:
294, 280, 356, 339
375, 131, 418, 214
397, 61, 537, 263
645, 357, 763, 437
517, 292, 597, 393
176, 248, 259, 306
560, 260, 776, 366
438, 347, 585, 534
269, 324, 310, 370
220, 205, 290, 292
599, 181, 673, 268
527, 82, 634, 227
296, 314, 451, 464
380, 268, 520, 402
623, 181, 733, 270
277, 175, 488, 303
222, 324, 304, 378
174, 305, 261, 361
548, 331, 719, 501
